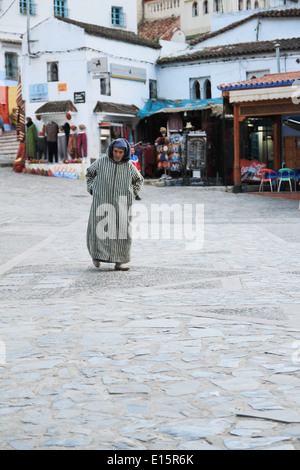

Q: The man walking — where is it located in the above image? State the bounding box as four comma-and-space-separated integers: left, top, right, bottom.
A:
86, 138, 144, 271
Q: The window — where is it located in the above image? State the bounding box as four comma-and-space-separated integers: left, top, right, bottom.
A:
190, 77, 211, 99
54, 0, 67, 18
191, 80, 201, 99
246, 0, 251, 9
192, 2, 199, 16
5, 53, 18, 79
149, 80, 158, 99
47, 62, 59, 82
203, 79, 211, 99
238, 0, 244, 10
203, 1, 209, 14
111, 6, 124, 26
213, 0, 220, 12
19, 0, 34, 15
246, 70, 270, 80
100, 75, 111, 96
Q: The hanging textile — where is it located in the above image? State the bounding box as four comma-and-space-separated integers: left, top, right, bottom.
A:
16, 68, 25, 143
8, 86, 18, 116
0, 87, 9, 124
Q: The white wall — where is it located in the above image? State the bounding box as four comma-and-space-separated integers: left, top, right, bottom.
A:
157, 52, 300, 101
0, 0, 138, 35
23, 18, 159, 158
192, 16, 300, 49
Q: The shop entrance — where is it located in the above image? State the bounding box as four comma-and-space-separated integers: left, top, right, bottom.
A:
242, 118, 274, 168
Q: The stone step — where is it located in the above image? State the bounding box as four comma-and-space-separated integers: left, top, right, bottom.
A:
0, 133, 20, 160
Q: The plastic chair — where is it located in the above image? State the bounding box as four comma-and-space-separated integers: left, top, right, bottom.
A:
293, 169, 300, 191
277, 168, 296, 192
258, 168, 278, 192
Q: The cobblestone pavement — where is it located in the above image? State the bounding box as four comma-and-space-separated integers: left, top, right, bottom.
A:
0, 167, 300, 450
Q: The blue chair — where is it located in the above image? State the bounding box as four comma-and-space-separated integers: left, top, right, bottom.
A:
293, 169, 300, 191
277, 168, 296, 192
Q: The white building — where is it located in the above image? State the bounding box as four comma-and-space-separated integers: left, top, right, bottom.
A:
156, 9, 300, 101
0, 0, 138, 130
22, 15, 159, 160
137, 0, 299, 38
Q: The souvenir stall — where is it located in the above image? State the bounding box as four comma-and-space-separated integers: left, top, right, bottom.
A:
19, 100, 89, 179
137, 98, 224, 183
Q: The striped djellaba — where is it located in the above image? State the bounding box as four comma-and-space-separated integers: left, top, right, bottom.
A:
86, 153, 144, 264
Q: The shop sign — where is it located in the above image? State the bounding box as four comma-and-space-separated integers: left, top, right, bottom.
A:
29, 83, 48, 102
186, 133, 207, 169
110, 64, 146, 83
88, 57, 108, 73
58, 83, 67, 92
74, 91, 86, 104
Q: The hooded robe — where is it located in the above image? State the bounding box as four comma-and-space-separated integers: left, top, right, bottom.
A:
86, 138, 144, 264
25, 121, 38, 158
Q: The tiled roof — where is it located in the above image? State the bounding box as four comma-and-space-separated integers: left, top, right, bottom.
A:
57, 17, 161, 49
138, 17, 181, 42
189, 9, 300, 46
157, 37, 300, 64
35, 100, 77, 114
218, 71, 300, 90
93, 102, 139, 115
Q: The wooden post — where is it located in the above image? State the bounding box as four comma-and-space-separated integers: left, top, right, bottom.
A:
233, 104, 241, 188
273, 115, 282, 170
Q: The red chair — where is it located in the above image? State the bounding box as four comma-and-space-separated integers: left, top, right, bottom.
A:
258, 169, 278, 192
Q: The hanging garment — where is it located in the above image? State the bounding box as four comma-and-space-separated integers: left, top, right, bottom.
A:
57, 132, 67, 160
46, 121, 58, 142
36, 132, 47, 159
168, 113, 183, 132
68, 133, 78, 158
48, 141, 57, 163
0, 87, 9, 124
8, 87, 17, 116
130, 153, 141, 172
77, 132, 87, 158
25, 122, 38, 158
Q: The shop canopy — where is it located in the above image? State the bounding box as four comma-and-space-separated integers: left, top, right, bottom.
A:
138, 97, 223, 119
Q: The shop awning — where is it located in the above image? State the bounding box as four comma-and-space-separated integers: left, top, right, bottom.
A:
138, 97, 223, 119
94, 102, 139, 117
35, 100, 77, 115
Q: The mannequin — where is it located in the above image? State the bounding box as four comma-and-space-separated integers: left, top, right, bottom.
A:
77, 124, 87, 159
46, 120, 58, 163
57, 126, 67, 161
68, 125, 78, 159
36, 125, 47, 160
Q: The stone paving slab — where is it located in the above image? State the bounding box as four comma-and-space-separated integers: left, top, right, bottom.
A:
0, 168, 299, 450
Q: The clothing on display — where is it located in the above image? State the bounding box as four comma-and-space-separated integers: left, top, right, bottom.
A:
63, 122, 70, 144
36, 130, 47, 159
77, 124, 87, 159
46, 121, 58, 163
130, 152, 141, 172
58, 128, 68, 161
25, 118, 38, 159
68, 125, 78, 159
168, 113, 183, 133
